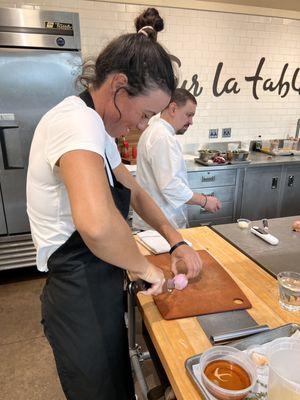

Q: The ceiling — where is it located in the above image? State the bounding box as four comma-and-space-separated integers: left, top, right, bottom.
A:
198, 0, 300, 12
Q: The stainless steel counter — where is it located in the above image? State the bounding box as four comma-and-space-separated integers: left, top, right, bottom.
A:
212, 216, 300, 277
185, 152, 300, 172
247, 152, 300, 166
126, 152, 300, 174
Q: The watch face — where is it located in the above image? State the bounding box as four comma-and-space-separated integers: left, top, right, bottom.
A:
253, 227, 268, 235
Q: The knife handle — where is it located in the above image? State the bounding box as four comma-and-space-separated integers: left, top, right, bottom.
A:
127, 278, 175, 294
128, 280, 151, 295
262, 218, 269, 230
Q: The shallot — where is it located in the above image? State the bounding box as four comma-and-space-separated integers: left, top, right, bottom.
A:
173, 274, 188, 290
213, 155, 226, 164
292, 220, 300, 232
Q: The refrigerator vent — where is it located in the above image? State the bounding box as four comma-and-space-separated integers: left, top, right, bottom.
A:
0, 234, 36, 270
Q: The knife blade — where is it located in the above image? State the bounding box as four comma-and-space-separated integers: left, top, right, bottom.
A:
211, 324, 270, 344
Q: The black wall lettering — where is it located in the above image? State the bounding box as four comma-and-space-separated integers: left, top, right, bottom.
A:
169, 54, 181, 68
245, 57, 265, 100
212, 62, 240, 97
292, 68, 300, 94
181, 74, 203, 97
175, 56, 299, 99
268, 63, 290, 98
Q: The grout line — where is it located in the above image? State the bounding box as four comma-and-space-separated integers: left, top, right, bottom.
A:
0, 334, 46, 347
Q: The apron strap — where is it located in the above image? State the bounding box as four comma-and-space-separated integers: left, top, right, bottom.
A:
78, 90, 118, 187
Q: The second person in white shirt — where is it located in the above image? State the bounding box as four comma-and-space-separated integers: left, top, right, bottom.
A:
133, 88, 221, 230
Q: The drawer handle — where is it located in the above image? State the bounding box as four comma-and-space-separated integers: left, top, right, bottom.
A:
205, 192, 215, 197
271, 177, 278, 189
288, 175, 294, 187
202, 175, 216, 182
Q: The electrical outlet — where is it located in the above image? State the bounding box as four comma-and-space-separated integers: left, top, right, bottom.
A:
209, 129, 218, 139
222, 128, 231, 138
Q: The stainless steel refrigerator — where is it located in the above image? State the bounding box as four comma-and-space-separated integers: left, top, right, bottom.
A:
0, 7, 82, 270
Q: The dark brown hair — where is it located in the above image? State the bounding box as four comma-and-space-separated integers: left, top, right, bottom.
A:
170, 88, 197, 107
78, 8, 176, 99
135, 7, 164, 41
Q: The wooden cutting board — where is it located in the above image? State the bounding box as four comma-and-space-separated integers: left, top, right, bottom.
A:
147, 250, 251, 320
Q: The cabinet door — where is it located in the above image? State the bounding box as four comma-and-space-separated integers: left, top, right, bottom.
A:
0, 187, 7, 235
281, 165, 300, 217
189, 216, 233, 227
0, 170, 29, 234
188, 202, 234, 224
240, 166, 282, 220
193, 186, 236, 203
0, 48, 81, 234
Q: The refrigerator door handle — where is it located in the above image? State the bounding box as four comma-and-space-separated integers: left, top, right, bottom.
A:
0, 121, 24, 170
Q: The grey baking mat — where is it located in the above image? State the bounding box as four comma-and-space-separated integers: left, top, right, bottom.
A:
197, 310, 257, 344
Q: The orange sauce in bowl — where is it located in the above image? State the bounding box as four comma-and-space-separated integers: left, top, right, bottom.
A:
204, 360, 251, 391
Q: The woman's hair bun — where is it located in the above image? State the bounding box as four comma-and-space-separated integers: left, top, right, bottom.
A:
135, 8, 164, 34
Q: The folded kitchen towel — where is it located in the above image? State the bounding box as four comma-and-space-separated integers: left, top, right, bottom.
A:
137, 230, 191, 254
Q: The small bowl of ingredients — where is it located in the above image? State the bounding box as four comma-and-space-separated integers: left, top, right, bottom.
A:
237, 219, 251, 230
199, 346, 257, 400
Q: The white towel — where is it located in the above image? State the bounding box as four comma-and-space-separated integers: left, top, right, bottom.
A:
136, 230, 191, 254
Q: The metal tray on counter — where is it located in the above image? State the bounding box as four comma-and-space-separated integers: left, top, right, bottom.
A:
194, 158, 251, 166
185, 323, 300, 400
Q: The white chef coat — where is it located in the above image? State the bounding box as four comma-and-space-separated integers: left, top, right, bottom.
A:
27, 96, 121, 272
132, 118, 193, 230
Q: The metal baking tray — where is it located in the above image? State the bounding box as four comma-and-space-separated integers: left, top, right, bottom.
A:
185, 323, 300, 400
194, 158, 251, 166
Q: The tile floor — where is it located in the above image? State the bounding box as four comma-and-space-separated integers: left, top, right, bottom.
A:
0, 267, 163, 400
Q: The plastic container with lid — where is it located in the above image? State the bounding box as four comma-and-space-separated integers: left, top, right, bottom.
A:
267, 337, 300, 400
199, 346, 257, 400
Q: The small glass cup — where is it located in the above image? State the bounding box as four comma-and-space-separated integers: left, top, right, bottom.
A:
277, 271, 300, 312
237, 218, 251, 230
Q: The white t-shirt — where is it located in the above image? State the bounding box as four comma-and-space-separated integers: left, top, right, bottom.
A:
27, 96, 121, 272
132, 118, 193, 230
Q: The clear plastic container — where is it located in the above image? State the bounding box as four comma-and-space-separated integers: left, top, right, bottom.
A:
237, 219, 251, 230
267, 338, 300, 400
199, 346, 257, 400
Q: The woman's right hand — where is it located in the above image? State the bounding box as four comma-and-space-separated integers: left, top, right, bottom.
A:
137, 261, 165, 296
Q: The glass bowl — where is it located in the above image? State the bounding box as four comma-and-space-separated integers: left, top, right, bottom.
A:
199, 346, 257, 400
237, 218, 251, 229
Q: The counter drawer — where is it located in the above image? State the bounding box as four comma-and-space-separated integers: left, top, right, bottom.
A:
188, 169, 236, 188
187, 201, 233, 221
188, 216, 233, 227
193, 186, 235, 203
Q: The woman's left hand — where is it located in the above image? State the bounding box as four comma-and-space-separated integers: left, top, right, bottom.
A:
170, 245, 202, 279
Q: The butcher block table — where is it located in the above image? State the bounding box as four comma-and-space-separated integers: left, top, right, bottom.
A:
135, 226, 300, 400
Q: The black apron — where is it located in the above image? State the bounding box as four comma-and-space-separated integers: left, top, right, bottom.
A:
41, 90, 135, 400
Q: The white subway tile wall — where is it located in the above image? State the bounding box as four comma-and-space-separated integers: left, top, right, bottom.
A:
1, 0, 300, 149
